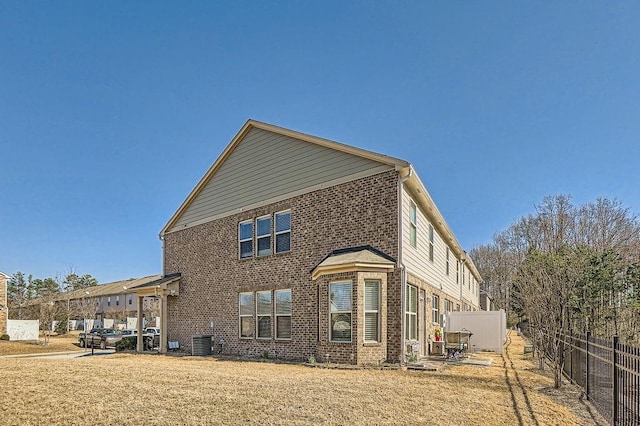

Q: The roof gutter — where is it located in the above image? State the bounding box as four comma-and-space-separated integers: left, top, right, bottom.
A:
398, 166, 412, 364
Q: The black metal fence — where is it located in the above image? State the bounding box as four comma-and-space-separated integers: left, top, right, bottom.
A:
551, 331, 640, 425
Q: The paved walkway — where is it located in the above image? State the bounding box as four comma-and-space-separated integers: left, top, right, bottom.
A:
0, 349, 115, 359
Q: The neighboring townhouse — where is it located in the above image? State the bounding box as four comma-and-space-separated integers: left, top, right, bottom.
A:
0, 272, 9, 335
158, 120, 482, 364
24, 275, 162, 327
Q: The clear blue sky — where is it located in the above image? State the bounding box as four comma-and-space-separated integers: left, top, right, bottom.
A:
2, 2, 639, 284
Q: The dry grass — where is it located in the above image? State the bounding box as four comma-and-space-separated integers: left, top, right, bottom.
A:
0, 332, 82, 356
0, 332, 606, 425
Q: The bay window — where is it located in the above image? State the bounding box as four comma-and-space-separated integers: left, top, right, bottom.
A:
364, 280, 380, 342
330, 281, 352, 342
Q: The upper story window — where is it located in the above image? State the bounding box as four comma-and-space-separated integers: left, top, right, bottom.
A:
409, 201, 417, 248
428, 224, 434, 262
256, 216, 272, 257
462, 264, 466, 286
456, 260, 460, 284
239, 221, 254, 259
275, 210, 291, 254
446, 248, 450, 276
239, 210, 291, 259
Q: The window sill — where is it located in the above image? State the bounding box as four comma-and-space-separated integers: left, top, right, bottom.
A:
362, 342, 381, 347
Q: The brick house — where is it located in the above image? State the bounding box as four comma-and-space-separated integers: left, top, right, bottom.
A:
158, 120, 482, 364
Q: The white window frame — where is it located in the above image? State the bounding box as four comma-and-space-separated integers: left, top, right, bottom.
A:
409, 201, 417, 248
456, 260, 460, 284
256, 215, 272, 257
428, 224, 434, 262
275, 289, 292, 340
116, 295, 120, 306
432, 294, 440, 324
256, 290, 272, 339
364, 280, 380, 343
274, 210, 291, 254
239, 220, 254, 259
239, 292, 255, 339
329, 281, 352, 343
107, 296, 111, 307
405, 284, 418, 340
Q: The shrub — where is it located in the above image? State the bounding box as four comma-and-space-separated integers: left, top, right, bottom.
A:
54, 321, 68, 335
115, 336, 137, 352
0, 334, 10, 341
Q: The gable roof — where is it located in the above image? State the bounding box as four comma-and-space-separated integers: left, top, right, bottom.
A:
159, 119, 482, 283
311, 246, 396, 280
160, 119, 409, 236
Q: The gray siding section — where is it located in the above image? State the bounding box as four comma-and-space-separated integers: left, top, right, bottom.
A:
170, 128, 393, 231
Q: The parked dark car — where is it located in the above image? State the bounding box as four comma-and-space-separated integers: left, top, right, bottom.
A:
79, 328, 122, 349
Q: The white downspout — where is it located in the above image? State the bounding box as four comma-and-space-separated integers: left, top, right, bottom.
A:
398, 167, 412, 364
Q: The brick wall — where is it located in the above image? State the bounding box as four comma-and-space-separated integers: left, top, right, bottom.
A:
163, 170, 401, 362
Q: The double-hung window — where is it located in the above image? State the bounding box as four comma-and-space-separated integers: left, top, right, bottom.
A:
446, 247, 450, 275
428, 224, 434, 262
364, 280, 380, 342
256, 216, 272, 257
409, 201, 417, 248
107, 296, 111, 307
239, 292, 255, 338
432, 294, 440, 324
275, 289, 292, 339
275, 210, 291, 254
405, 284, 417, 340
239, 221, 254, 259
330, 281, 352, 342
256, 291, 272, 338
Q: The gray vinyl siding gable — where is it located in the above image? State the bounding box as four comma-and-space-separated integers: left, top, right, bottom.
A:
169, 128, 393, 232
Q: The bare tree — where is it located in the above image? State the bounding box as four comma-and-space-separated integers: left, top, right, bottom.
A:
76, 293, 100, 331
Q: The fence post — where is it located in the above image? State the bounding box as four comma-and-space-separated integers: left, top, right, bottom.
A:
612, 335, 618, 425
585, 331, 590, 400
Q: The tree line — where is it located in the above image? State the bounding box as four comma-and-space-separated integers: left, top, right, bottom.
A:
7, 271, 98, 321
471, 195, 640, 387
